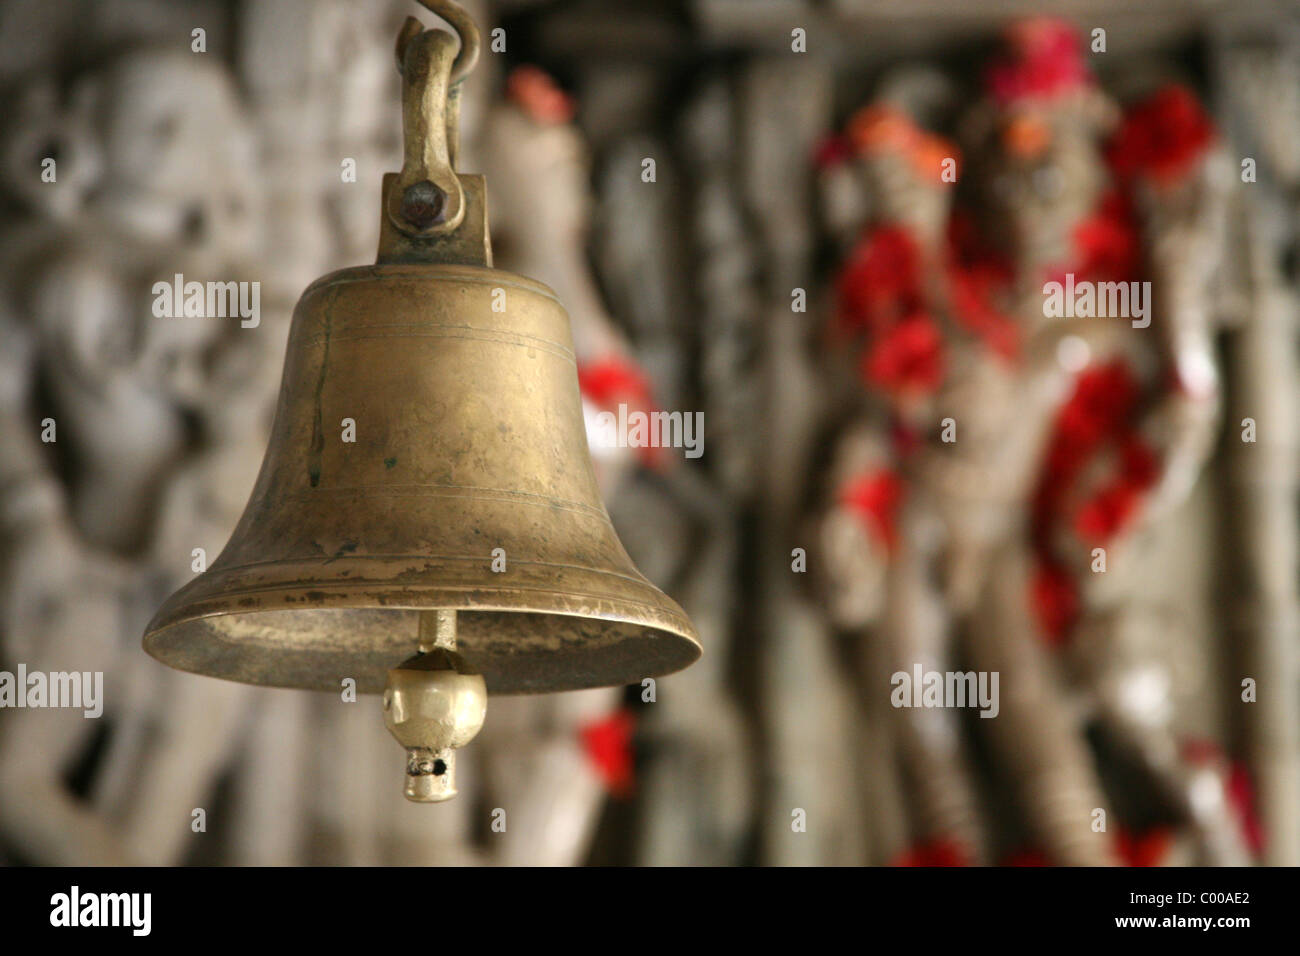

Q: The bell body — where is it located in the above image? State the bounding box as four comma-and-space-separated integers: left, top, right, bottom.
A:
143, 262, 700, 694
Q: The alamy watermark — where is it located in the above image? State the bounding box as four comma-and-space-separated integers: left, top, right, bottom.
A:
1042, 273, 1150, 329
0, 665, 103, 718
589, 403, 704, 459
890, 665, 1000, 719
152, 273, 260, 328
50, 886, 150, 936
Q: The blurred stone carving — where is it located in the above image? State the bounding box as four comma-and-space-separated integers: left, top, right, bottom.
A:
1, 0, 1294, 869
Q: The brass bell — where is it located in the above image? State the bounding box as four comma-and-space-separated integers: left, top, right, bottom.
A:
142, 0, 699, 801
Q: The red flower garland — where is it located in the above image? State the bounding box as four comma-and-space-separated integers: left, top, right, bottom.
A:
945, 212, 1021, 361
1029, 360, 1160, 643
839, 470, 905, 553
836, 225, 925, 338
1107, 84, 1216, 187
1066, 190, 1142, 285
860, 313, 946, 395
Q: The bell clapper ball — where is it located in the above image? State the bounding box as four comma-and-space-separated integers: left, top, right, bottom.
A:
382, 610, 487, 802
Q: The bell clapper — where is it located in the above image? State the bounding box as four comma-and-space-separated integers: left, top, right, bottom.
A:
382, 608, 487, 803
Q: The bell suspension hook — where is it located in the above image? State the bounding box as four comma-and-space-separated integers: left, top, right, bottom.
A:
386, 1, 481, 240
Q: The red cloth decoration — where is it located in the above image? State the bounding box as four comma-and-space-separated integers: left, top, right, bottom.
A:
1107, 84, 1216, 187
985, 18, 1092, 105
892, 838, 969, 867
579, 709, 636, 798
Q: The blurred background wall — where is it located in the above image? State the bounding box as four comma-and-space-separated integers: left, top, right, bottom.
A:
0, 0, 1298, 866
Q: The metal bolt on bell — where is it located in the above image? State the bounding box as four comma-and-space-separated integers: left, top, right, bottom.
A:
141, 0, 699, 802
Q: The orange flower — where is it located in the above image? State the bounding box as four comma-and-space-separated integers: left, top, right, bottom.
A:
847, 104, 959, 181
506, 65, 576, 125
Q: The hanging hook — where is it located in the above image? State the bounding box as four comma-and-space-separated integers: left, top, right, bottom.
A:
397, 0, 481, 86
377, 0, 493, 264
386, 1, 482, 239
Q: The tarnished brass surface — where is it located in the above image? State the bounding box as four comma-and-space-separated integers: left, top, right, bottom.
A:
142, 2, 699, 803
142, 260, 701, 693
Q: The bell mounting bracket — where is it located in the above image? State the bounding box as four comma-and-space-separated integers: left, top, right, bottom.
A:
378, 1, 492, 267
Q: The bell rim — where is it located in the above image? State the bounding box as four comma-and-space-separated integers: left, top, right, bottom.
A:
145, 577, 698, 637
142, 574, 701, 696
